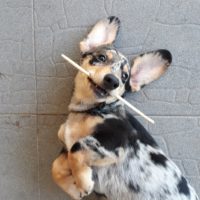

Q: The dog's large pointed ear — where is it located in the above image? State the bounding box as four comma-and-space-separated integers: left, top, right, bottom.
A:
128, 49, 172, 91
80, 16, 120, 53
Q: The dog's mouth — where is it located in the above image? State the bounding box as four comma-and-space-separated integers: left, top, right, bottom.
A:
88, 78, 109, 97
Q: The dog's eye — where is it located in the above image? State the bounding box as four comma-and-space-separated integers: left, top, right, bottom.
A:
89, 54, 107, 65
122, 72, 129, 82
97, 54, 106, 62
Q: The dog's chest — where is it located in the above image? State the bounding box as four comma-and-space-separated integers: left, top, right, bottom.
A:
64, 112, 104, 149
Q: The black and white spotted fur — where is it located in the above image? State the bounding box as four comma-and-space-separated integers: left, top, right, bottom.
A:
74, 104, 199, 200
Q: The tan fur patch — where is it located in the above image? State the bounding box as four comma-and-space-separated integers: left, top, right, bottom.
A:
123, 64, 129, 73
62, 113, 103, 150
107, 51, 113, 60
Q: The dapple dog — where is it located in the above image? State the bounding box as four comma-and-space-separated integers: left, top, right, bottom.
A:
52, 16, 199, 200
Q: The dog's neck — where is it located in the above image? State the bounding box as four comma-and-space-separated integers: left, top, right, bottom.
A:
68, 90, 123, 113
69, 95, 126, 117
84, 100, 124, 116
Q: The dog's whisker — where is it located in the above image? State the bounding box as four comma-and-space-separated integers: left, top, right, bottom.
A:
61, 54, 155, 124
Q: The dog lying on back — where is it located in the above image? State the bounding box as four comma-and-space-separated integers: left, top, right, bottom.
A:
52, 16, 199, 200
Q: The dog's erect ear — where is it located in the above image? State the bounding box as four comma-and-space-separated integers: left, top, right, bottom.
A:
128, 49, 172, 92
80, 16, 120, 53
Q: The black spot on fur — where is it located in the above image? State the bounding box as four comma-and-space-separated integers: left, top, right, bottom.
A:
150, 152, 167, 167
163, 189, 171, 195
70, 142, 82, 153
140, 166, 144, 172
92, 112, 158, 155
114, 149, 120, 156
124, 161, 130, 170
150, 193, 154, 199
92, 171, 98, 182
128, 182, 140, 193
145, 161, 150, 166
174, 172, 178, 178
157, 49, 172, 64
106, 170, 112, 179
86, 100, 121, 116
144, 170, 152, 179
59, 147, 68, 154
128, 149, 137, 158
125, 79, 132, 91
92, 118, 133, 151
139, 53, 144, 57
177, 176, 190, 196
126, 112, 158, 148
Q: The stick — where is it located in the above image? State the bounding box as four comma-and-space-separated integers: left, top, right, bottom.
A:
114, 94, 155, 124
62, 54, 155, 124
61, 54, 90, 76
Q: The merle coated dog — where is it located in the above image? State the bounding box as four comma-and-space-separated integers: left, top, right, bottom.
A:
52, 16, 199, 200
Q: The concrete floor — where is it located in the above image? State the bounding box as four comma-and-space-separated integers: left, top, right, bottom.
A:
0, 0, 200, 199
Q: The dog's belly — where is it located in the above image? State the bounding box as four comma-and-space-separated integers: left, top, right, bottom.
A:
92, 146, 199, 200
93, 167, 198, 200
93, 164, 137, 200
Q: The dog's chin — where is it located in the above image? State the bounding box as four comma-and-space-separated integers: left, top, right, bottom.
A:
88, 78, 109, 98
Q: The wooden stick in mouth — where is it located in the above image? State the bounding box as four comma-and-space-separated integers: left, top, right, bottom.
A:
61, 54, 155, 124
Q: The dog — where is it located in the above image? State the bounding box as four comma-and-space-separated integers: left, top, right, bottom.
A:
52, 16, 199, 200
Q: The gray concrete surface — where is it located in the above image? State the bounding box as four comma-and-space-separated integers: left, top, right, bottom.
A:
0, 0, 200, 199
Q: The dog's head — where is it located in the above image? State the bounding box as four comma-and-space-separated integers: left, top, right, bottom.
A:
69, 16, 172, 111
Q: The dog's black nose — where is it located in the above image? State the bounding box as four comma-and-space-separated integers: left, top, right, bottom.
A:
103, 74, 119, 90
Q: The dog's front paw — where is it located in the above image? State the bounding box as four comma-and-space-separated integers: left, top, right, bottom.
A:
74, 167, 94, 199
68, 180, 94, 200
67, 182, 82, 200
77, 179, 94, 199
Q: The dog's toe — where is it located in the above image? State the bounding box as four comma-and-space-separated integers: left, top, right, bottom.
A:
108, 16, 120, 25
